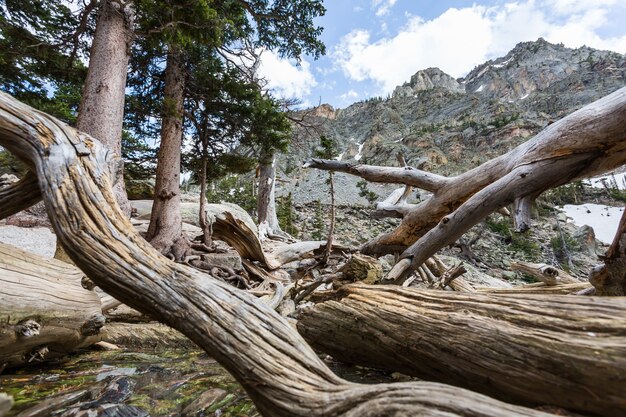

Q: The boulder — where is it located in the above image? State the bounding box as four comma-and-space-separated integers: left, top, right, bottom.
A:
574, 224, 598, 256
340, 253, 383, 284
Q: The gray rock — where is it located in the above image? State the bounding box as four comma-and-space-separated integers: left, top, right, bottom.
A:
0, 225, 56, 258
574, 225, 598, 256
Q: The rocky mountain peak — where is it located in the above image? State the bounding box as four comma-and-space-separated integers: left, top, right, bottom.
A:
461, 38, 625, 101
393, 67, 465, 98
309, 103, 337, 119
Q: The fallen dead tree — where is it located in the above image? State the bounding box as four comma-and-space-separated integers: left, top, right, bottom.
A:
0, 90, 558, 415
297, 284, 626, 417
0, 243, 104, 370
304, 87, 626, 282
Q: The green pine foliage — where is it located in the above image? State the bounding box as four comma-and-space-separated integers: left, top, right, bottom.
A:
0, 0, 86, 124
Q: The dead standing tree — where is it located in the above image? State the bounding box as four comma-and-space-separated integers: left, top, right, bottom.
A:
0, 94, 559, 415
304, 86, 626, 285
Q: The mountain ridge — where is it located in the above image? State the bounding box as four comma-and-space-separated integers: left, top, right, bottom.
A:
278, 38, 626, 205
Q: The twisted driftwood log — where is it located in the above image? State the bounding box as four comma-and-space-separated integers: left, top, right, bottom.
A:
0, 94, 558, 415
298, 284, 626, 417
305, 87, 626, 282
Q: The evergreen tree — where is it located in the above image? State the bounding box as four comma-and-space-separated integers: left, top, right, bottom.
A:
129, 0, 326, 257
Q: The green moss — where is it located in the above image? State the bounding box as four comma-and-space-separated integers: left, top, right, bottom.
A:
486, 216, 541, 260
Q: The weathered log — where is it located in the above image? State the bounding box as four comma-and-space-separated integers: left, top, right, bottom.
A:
510, 261, 579, 285
102, 322, 195, 349
305, 87, 626, 282
476, 281, 592, 294
0, 86, 558, 415
448, 275, 591, 294
0, 242, 105, 369
297, 284, 626, 417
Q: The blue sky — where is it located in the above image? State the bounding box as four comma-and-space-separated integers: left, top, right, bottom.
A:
257, 0, 626, 109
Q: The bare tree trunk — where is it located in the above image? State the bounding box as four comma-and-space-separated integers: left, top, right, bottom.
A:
297, 284, 626, 417
77, 0, 134, 217
0, 92, 558, 417
198, 151, 212, 247
304, 87, 626, 282
0, 243, 105, 369
323, 172, 336, 264
257, 154, 287, 240
146, 48, 189, 259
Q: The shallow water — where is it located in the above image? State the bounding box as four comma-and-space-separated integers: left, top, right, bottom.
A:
0, 348, 398, 416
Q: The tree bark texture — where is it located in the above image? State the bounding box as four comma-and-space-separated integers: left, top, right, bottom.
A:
146, 48, 187, 257
77, 0, 134, 216
297, 284, 626, 417
0, 92, 559, 416
0, 243, 105, 369
305, 87, 626, 281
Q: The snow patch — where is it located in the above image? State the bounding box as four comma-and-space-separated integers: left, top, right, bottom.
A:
335, 152, 345, 161
492, 56, 513, 69
520, 93, 529, 100
560, 204, 624, 244
475, 84, 484, 93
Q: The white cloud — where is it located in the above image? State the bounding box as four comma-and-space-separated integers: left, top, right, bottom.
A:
333, 1, 626, 95
340, 90, 359, 101
334, 7, 492, 92
548, 0, 619, 15
257, 50, 317, 100
372, 0, 398, 17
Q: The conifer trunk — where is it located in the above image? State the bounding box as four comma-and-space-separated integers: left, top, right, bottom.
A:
77, 0, 134, 217
146, 48, 188, 258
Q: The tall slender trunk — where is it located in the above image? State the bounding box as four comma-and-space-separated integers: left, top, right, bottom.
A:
323, 172, 335, 264
146, 48, 187, 258
198, 134, 212, 247
77, 0, 134, 217
257, 152, 283, 239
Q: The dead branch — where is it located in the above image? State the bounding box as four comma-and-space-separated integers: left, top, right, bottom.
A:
305, 88, 626, 284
